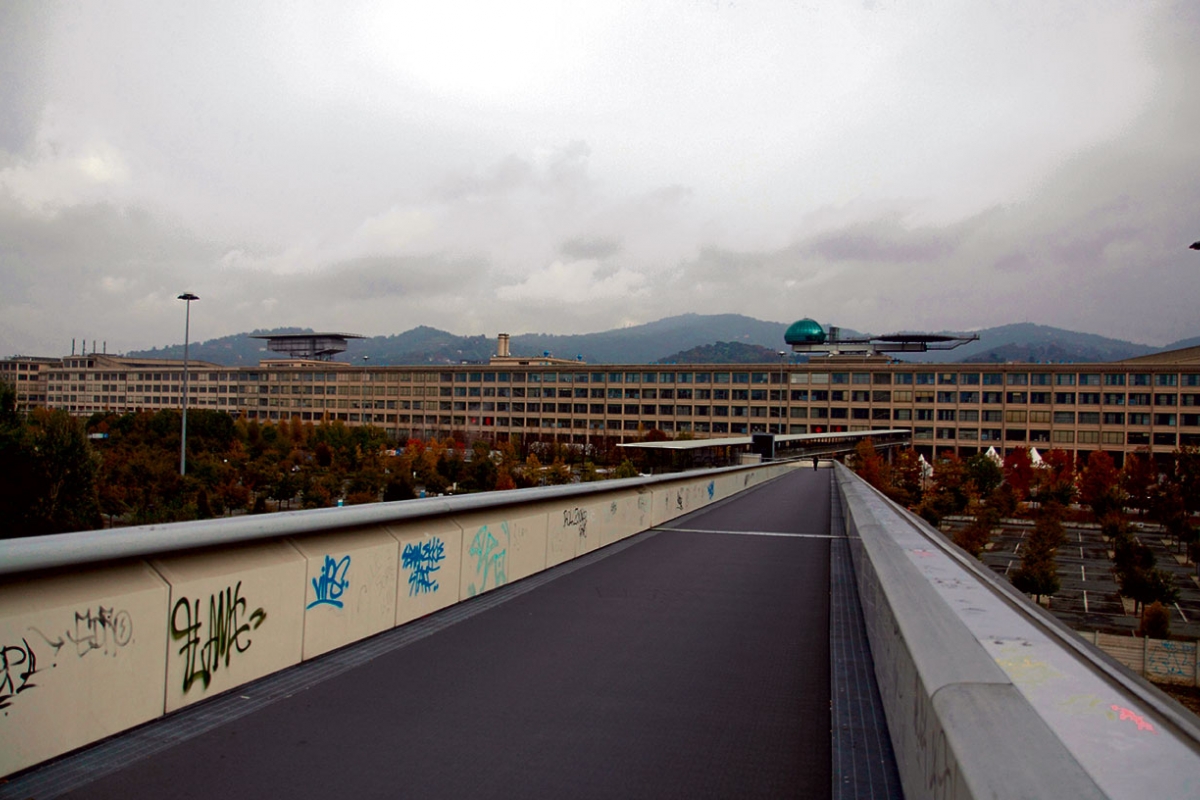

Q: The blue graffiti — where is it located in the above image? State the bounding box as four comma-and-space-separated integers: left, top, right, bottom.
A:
707, 481, 715, 500
467, 523, 509, 597
307, 555, 351, 609
402, 537, 446, 595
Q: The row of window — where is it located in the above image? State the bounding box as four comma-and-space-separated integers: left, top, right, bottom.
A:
34, 368, 1200, 388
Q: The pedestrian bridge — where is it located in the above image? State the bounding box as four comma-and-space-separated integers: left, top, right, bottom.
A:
1, 461, 1197, 798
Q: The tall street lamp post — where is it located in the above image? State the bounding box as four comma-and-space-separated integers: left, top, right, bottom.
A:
778, 350, 787, 436
178, 292, 198, 476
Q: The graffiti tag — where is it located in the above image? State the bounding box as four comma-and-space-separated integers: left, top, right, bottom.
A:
31, 606, 134, 659
308, 555, 352, 609
0, 639, 40, 711
1111, 705, 1156, 733
563, 507, 588, 538
467, 523, 509, 597
707, 481, 715, 500
402, 537, 446, 595
171, 582, 267, 693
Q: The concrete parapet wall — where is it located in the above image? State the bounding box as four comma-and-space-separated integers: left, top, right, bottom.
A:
0, 563, 168, 773
153, 541, 308, 713
835, 464, 1200, 799
0, 461, 796, 777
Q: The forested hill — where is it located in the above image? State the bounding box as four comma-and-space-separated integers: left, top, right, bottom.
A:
125, 316, 1191, 366
656, 341, 785, 364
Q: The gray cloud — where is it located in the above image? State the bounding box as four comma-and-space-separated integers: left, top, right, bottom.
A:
1, 1, 1198, 356
315, 254, 489, 299
804, 217, 962, 264
559, 236, 622, 261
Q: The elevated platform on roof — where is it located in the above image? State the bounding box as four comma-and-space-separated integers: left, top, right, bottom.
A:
249, 332, 365, 361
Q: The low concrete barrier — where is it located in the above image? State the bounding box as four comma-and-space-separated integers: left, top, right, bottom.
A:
0, 462, 794, 777
835, 464, 1200, 799
1080, 631, 1200, 688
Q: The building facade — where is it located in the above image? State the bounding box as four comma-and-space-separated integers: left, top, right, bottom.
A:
6, 343, 1200, 466
0, 356, 57, 413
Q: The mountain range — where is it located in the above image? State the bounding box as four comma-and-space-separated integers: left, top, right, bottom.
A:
125, 315, 1198, 367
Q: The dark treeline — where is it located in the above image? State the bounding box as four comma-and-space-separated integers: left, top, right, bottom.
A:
0, 381, 648, 538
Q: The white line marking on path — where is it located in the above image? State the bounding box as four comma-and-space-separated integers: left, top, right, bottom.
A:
661, 527, 839, 539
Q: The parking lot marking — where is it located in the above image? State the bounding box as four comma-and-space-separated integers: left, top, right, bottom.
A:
1176, 602, 1189, 623
1084, 590, 1089, 614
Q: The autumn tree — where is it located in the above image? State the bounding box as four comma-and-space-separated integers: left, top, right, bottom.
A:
1138, 601, 1170, 639
1003, 446, 1035, 501
888, 447, 924, 506
1038, 449, 1077, 506
916, 452, 969, 524
1079, 451, 1124, 520
851, 438, 889, 492
1121, 451, 1157, 517
546, 457, 573, 485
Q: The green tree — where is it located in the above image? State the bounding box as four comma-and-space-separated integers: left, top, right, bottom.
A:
953, 495, 996, 558
1112, 524, 1179, 614
613, 459, 639, 479
964, 453, 1003, 498
1011, 502, 1065, 604
0, 404, 103, 537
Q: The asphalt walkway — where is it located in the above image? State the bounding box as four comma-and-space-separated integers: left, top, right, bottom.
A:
29, 469, 838, 800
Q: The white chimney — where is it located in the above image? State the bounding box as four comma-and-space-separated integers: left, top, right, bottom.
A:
497, 333, 510, 357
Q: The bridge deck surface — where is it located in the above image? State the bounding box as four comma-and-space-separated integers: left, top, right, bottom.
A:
40, 470, 835, 800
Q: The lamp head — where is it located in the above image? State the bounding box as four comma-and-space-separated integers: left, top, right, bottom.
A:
178, 292, 199, 301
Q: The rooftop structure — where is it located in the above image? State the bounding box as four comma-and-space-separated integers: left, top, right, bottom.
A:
489, 331, 586, 366
250, 332, 365, 361
785, 318, 978, 357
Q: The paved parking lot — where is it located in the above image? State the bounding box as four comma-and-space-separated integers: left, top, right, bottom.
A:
967, 520, 1200, 640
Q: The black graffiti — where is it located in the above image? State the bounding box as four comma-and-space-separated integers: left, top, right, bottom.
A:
563, 507, 588, 538
31, 606, 134, 659
171, 581, 267, 693
1, 639, 40, 710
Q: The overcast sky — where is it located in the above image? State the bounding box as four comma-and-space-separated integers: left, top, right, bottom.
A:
2, 0, 1198, 357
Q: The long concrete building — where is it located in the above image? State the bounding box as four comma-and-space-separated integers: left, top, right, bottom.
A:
5, 334, 1200, 465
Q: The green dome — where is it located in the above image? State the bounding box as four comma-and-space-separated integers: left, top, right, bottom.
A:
784, 318, 826, 346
